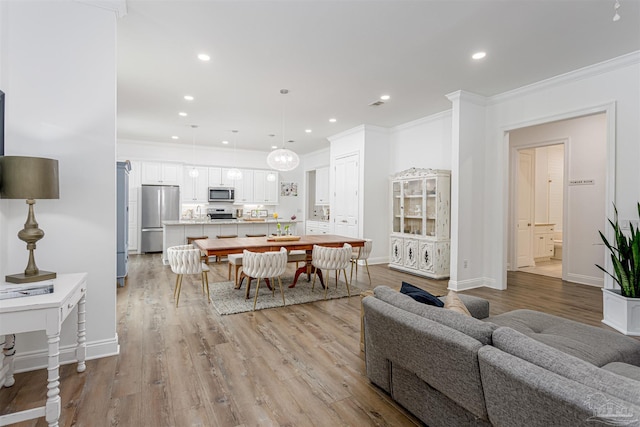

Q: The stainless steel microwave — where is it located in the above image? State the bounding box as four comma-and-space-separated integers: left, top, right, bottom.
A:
208, 187, 234, 202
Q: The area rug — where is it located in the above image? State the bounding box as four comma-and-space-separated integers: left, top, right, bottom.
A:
209, 275, 368, 315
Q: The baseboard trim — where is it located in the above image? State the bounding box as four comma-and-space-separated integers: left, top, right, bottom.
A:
448, 277, 498, 291
12, 334, 120, 374
565, 273, 603, 287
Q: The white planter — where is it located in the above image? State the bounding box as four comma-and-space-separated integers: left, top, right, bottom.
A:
602, 288, 640, 336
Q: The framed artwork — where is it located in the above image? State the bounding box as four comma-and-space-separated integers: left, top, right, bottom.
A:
280, 182, 298, 197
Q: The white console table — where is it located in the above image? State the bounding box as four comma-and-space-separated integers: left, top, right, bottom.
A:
0, 273, 87, 427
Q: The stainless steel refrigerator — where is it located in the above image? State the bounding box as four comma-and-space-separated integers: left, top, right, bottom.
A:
141, 184, 180, 253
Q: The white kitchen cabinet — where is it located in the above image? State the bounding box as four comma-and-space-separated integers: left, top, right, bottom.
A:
141, 162, 182, 185
315, 166, 329, 205
208, 167, 237, 188
389, 168, 451, 279
253, 170, 278, 204
306, 220, 331, 235
534, 224, 555, 261
182, 166, 209, 202
234, 170, 254, 204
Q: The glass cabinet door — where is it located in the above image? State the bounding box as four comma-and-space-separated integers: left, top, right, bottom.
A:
392, 181, 402, 233
425, 177, 436, 236
402, 179, 424, 235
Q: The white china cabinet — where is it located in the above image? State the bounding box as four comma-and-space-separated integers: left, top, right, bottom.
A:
389, 168, 451, 279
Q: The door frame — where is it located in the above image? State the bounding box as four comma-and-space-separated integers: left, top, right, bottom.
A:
510, 139, 568, 277
503, 102, 616, 287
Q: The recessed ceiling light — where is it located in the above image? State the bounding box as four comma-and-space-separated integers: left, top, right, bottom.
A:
178, 112, 187, 117
271, 145, 278, 149
472, 51, 486, 60
305, 129, 312, 133
197, 53, 210, 61
329, 118, 337, 123
184, 95, 194, 101
380, 95, 391, 101
221, 140, 229, 145
171, 136, 179, 140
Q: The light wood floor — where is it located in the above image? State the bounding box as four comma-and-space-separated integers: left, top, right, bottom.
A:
1, 254, 618, 426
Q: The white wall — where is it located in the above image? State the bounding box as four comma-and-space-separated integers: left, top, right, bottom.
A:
510, 114, 607, 286
483, 53, 640, 291
0, 1, 119, 370
390, 110, 452, 172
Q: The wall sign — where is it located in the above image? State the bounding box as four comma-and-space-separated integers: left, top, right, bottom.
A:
569, 179, 595, 186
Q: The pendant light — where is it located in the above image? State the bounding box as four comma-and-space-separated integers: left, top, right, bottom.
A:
227, 129, 242, 181
189, 124, 199, 178
266, 89, 300, 172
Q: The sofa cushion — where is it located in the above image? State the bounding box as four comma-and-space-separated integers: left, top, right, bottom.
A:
444, 290, 471, 316
374, 286, 497, 345
399, 281, 444, 307
485, 309, 640, 367
602, 362, 640, 382
492, 327, 640, 406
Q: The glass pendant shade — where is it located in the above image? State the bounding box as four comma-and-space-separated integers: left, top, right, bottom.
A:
189, 167, 199, 178
267, 148, 300, 172
227, 168, 242, 180
266, 172, 276, 182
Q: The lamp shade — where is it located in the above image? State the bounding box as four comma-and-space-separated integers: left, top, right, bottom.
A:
0, 156, 59, 199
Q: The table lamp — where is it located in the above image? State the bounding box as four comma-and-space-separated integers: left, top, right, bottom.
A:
0, 156, 59, 283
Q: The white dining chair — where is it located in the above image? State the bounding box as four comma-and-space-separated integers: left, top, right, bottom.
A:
311, 243, 352, 299
167, 245, 210, 307
242, 247, 288, 311
350, 239, 373, 285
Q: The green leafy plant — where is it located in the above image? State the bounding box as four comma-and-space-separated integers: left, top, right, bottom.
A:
596, 203, 640, 298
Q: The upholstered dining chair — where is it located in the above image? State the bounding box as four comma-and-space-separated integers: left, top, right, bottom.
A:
311, 243, 352, 299
242, 247, 288, 311
167, 245, 210, 307
350, 238, 373, 285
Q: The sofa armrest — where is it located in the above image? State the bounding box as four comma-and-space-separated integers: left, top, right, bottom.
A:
478, 346, 640, 427
363, 296, 489, 419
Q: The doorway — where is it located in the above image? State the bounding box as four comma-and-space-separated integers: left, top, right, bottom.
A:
508, 112, 607, 286
515, 144, 565, 279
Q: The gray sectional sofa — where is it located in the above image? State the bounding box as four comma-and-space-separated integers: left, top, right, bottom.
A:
362, 286, 640, 427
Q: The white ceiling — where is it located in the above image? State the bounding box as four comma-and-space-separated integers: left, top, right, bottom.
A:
117, 0, 640, 154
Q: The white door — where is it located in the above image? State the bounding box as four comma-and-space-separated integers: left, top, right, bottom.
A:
517, 150, 534, 268
333, 154, 359, 237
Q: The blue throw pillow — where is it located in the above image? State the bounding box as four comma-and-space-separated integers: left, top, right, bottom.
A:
400, 282, 444, 307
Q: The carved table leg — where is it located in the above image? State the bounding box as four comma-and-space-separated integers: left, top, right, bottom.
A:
2, 334, 16, 387
76, 294, 87, 373
45, 333, 61, 427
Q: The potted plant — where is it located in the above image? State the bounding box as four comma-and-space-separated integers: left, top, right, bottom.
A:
597, 202, 640, 335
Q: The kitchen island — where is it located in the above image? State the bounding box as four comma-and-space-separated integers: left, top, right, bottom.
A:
162, 219, 300, 264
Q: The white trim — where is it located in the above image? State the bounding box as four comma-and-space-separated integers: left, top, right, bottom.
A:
392, 110, 453, 132
75, 0, 127, 18
12, 335, 120, 374
446, 90, 487, 106
501, 102, 616, 288
489, 51, 640, 105
565, 273, 603, 287
448, 277, 498, 291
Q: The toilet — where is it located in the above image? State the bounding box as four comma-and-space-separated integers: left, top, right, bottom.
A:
553, 231, 563, 260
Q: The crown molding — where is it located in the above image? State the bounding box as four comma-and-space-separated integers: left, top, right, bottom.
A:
488, 50, 640, 105
392, 109, 452, 132
445, 90, 487, 106
75, 0, 127, 18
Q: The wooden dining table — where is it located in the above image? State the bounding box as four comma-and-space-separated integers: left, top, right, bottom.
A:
193, 234, 366, 288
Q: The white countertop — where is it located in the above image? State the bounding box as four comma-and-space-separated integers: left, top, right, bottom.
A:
163, 219, 301, 226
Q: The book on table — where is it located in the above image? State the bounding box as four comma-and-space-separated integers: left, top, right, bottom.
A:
0, 280, 55, 300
